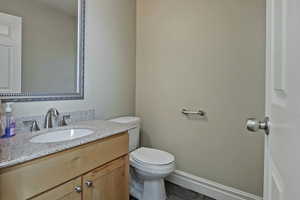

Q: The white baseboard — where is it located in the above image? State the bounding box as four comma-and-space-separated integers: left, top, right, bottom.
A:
166, 170, 263, 200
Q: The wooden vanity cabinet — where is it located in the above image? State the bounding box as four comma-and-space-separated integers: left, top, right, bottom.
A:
31, 156, 129, 200
0, 132, 129, 200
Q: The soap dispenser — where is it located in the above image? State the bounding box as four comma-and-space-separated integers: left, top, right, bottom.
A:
0, 100, 5, 137
2, 103, 16, 138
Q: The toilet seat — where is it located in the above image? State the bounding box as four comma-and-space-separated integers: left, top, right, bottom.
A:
130, 148, 175, 175
131, 147, 175, 166
130, 157, 175, 175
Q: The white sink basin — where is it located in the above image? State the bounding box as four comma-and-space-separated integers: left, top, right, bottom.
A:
30, 128, 94, 143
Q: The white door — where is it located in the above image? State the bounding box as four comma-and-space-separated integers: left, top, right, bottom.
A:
0, 12, 22, 93
247, 0, 300, 199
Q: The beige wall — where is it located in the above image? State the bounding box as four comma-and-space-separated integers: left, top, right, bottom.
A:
5, 0, 136, 120
136, 0, 265, 196
0, 0, 77, 93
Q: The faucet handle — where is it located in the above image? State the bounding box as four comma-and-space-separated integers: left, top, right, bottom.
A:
60, 115, 71, 126
23, 120, 40, 132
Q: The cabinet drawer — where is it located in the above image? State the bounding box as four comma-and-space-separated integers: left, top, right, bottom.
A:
29, 177, 81, 200
0, 132, 128, 200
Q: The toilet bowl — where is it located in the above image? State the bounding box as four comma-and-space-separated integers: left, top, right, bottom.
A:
130, 147, 175, 200
109, 117, 176, 200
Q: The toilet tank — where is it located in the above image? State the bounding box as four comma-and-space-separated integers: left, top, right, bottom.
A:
109, 117, 141, 152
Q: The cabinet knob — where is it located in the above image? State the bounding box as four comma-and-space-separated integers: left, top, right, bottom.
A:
85, 180, 93, 187
75, 186, 82, 193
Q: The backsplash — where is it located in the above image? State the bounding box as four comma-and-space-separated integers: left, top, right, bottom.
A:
15, 109, 95, 133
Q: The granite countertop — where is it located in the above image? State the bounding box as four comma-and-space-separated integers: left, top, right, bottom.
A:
0, 120, 134, 169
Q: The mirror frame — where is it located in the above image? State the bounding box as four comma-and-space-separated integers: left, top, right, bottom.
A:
0, 0, 85, 103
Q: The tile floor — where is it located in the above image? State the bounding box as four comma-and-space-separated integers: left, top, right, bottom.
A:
130, 181, 216, 200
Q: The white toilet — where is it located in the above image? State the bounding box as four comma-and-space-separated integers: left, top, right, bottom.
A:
109, 117, 175, 200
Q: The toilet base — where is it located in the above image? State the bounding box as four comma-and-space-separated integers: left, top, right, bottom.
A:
143, 179, 167, 200
131, 178, 167, 200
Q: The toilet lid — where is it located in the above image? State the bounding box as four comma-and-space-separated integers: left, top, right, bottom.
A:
131, 147, 175, 165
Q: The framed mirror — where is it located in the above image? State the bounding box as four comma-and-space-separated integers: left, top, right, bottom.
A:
0, 0, 85, 102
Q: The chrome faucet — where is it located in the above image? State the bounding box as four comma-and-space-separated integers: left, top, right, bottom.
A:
44, 108, 60, 129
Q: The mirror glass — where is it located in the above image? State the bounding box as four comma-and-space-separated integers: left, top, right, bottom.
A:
0, 0, 84, 102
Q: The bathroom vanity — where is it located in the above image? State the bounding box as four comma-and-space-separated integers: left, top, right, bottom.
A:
0, 120, 133, 200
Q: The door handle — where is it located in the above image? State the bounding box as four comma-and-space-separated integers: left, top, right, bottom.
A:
246, 117, 270, 135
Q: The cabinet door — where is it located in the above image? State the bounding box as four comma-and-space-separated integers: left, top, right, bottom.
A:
30, 177, 82, 200
83, 156, 129, 200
